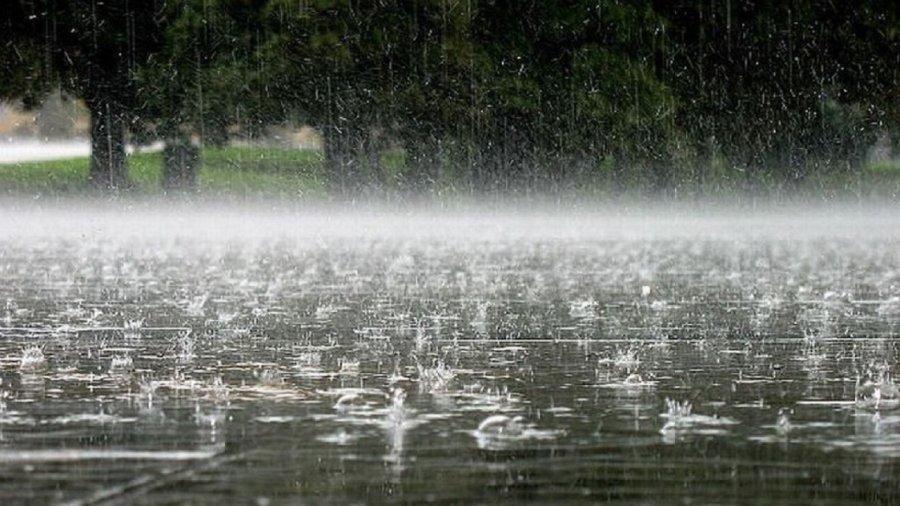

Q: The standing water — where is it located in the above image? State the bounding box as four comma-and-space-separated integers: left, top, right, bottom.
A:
1, 203, 899, 504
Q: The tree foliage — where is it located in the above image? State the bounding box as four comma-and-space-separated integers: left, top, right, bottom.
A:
2, 0, 898, 195
1, 0, 168, 189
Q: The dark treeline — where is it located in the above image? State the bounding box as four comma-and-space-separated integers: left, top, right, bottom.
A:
2, 1, 898, 195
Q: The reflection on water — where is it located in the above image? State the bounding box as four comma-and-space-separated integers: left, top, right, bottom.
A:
1, 208, 900, 503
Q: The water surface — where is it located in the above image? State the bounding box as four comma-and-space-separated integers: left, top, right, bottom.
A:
1, 205, 899, 504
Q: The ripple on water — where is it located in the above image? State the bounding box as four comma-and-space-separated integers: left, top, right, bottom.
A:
470, 414, 564, 451
1, 214, 900, 503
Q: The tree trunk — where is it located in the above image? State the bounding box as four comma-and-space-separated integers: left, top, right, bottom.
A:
162, 137, 200, 191
86, 95, 129, 190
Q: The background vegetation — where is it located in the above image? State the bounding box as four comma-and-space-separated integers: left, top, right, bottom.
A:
1, 1, 898, 198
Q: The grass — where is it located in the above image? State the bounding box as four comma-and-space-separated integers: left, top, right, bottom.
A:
0, 145, 328, 198
1, 143, 899, 201
806, 160, 900, 200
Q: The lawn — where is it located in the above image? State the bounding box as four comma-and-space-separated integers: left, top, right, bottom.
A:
0, 146, 328, 198
1, 144, 898, 201
815, 159, 900, 199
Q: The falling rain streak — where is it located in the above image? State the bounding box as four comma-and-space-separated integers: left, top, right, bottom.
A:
0, 206, 897, 503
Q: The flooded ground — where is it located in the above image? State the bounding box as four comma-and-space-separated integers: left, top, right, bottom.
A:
1, 204, 900, 504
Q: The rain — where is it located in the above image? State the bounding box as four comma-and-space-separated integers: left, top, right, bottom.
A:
1, 1, 900, 504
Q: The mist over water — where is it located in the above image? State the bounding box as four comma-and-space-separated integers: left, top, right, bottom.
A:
2, 201, 900, 504
4, 199, 899, 242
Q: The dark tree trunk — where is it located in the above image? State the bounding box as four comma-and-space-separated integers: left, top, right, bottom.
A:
162, 138, 200, 191
86, 95, 129, 190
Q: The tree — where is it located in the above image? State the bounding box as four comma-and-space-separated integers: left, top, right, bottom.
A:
134, 0, 268, 191
447, 1, 676, 191
652, 0, 900, 187
259, 0, 677, 195
1, 1, 169, 190
260, 0, 403, 195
